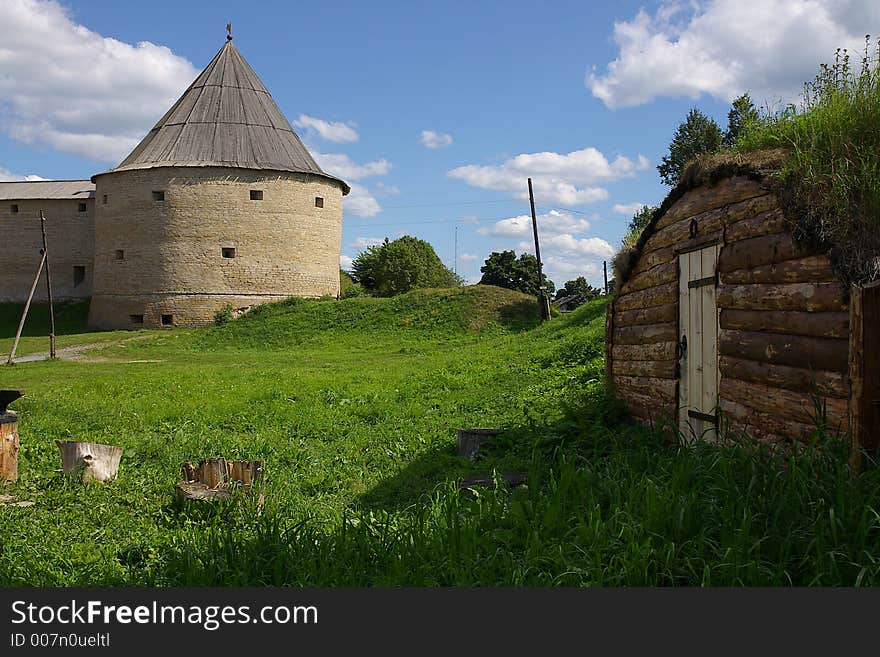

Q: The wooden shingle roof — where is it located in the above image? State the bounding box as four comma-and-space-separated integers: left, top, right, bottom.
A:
0, 180, 95, 200
94, 40, 349, 194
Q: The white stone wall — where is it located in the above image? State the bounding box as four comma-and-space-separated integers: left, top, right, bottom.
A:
89, 166, 344, 328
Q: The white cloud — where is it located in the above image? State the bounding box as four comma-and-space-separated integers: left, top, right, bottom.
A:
293, 115, 359, 143
448, 147, 648, 205
613, 202, 648, 215
352, 236, 385, 249
0, 0, 198, 162
344, 184, 382, 218
519, 234, 615, 260
459, 253, 479, 262
375, 182, 400, 195
0, 167, 48, 182
314, 152, 391, 180
479, 210, 592, 238
421, 130, 454, 149
588, 0, 875, 108
340, 254, 354, 270
516, 233, 615, 288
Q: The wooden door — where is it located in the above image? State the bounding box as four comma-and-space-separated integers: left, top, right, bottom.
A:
677, 244, 720, 442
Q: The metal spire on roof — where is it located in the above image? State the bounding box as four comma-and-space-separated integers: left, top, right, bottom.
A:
226, 22, 232, 41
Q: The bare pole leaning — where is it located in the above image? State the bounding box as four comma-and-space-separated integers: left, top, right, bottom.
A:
6, 251, 47, 365
39, 210, 56, 359
603, 260, 608, 296
527, 178, 550, 321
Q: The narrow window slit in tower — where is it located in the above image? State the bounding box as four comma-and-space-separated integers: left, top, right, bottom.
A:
130, 314, 144, 325
250, 190, 263, 200
78, 202, 87, 212
315, 196, 324, 208
102, 195, 108, 205
73, 266, 85, 287
10, 204, 19, 214
115, 250, 124, 261
222, 247, 236, 259
161, 314, 173, 326
152, 191, 165, 202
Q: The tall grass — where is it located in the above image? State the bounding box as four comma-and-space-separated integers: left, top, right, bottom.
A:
737, 37, 880, 284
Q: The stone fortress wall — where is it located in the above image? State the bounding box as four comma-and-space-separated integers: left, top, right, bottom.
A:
0, 198, 94, 303
88, 166, 344, 329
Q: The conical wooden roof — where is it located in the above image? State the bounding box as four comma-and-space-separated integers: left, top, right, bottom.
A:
96, 39, 348, 193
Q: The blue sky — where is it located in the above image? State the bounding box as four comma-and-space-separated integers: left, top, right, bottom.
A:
1, 0, 876, 288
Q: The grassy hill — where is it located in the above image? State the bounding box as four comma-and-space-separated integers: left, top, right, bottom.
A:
2, 289, 880, 586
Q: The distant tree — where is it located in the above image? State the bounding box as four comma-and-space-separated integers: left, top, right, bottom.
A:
555, 276, 601, 304
657, 108, 723, 186
479, 250, 555, 296
351, 236, 460, 297
723, 93, 759, 148
339, 269, 368, 298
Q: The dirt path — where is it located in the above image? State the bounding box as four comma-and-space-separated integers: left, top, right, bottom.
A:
4, 334, 155, 364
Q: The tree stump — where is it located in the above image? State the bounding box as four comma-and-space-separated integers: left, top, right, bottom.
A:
56, 440, 123, 482
0, 412, 20, 483
176, 457, 264, 503
0, 390, 24, 483
456, 428, 503, 460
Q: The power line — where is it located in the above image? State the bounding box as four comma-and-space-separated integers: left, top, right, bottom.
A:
345, 214, 521, 228
379, 198, 519, 210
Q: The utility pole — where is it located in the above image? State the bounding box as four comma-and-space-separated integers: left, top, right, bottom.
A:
528, 178, 550, 321
454, 225, 458, 276
603, 260, 608, 296
39, 210, 56, 359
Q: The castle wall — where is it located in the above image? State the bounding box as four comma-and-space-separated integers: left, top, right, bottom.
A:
89, 166, 344, 328
0, 198, 94, 303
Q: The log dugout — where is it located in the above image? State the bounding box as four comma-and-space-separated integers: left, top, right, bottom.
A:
1, 412, 19, 483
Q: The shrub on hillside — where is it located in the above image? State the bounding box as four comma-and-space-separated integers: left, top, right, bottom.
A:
350, 236, 461, 297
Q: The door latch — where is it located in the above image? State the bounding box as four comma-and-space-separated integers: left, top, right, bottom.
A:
676, 334, 688, 360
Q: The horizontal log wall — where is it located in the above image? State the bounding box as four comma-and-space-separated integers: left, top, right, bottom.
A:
609, 174, 850, 443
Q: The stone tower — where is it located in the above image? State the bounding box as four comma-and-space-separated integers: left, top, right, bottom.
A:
88, 38, 349, 329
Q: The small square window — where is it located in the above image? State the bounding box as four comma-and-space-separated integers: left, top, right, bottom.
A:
102, 195, 108, 205
315, 196, 324, 208
115, 249, 124, 261
250, 190, 263, 201
222, 247, 236, 259
11, 204, 19, 214
152, 191, 165, 201
78, 202, 87, 212
130, 314, 144, 325
73, 266, 85, 287
161, 314, 173, 326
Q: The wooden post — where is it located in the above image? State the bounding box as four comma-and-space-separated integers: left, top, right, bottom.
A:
39, 211, 56, 359
528, 178, 549, 321
6, 251, 46, 365
0, 414, 20, 483
56, 440, 123, 482
456, 428, 503, 460
603, 260, 609, 296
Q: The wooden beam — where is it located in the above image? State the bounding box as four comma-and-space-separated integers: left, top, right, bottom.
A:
720, 255, 836, 285
719, 328, 849, 372
613, 322, 677, 345
614, 304, 677, 328
614, 281, 677, 311
719, 377, 849, 429
719, 355, 848, 398
717, 282, 848, 312
719, 308, 849, 339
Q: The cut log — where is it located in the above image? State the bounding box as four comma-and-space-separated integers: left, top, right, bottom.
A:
0, 412, 19, 483
631, 245, 675, 278
614, 282, 677, 311
176, 456, 265, 504
718, 329, 849, 372
643, 207, 726, 253
613, 359, 676, 378
724, 209, 787, 243
719, 378, 849, 430
721, 193, 780, 225
719, 309, 849, 339
656, 179, 769, 231
612, 322, 677, 345
612, 342, 676, 362
620, 389, 677, 424
457, 428, 503, 460
719, 355, 848, 398
613, 375, 677, 398
720, 255, 836, 285
56, 440, 123, 483
614, 304, 677, 327
719, 398, 819, 443
717, 233, 819, 273
619, 261, 677, 296
717, 282, 848, 312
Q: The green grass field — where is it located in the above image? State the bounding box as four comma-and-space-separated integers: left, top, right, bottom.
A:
1, 286, 879, 586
